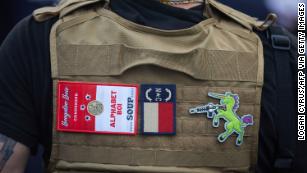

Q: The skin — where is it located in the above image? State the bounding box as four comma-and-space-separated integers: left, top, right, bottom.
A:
0, 133, 30, 173
170, 3, 202, 9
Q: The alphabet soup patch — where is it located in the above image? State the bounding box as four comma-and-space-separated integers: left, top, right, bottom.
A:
57, 81, 138, 135
141, 84, 176, 135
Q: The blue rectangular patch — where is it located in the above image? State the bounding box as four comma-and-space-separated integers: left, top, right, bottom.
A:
141, 84, 176, 135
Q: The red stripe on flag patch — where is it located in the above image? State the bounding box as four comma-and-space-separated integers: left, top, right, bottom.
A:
158, 103, 174, 133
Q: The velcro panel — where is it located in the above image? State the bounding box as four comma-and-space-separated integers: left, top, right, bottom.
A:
56, 45, 258, 82
51, 75, 259, 169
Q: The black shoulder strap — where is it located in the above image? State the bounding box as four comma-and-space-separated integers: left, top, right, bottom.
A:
267, 26, 297, 170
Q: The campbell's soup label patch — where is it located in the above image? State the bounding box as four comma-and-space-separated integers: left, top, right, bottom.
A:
56, 81, 138, 135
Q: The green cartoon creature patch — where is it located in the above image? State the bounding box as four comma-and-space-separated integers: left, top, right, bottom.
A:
189, 92, 254, 146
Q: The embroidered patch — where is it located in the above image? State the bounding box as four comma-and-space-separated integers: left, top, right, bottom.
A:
189, 92, 253, 146
57, 81, 138, 135
141, 84, 176, 135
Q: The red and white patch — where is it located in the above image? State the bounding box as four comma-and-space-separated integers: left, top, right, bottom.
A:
57, 81, 138, 135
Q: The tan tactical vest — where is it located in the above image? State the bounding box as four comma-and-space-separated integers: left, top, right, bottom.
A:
33, 0, 276, 172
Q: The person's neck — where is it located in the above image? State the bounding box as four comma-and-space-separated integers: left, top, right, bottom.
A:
170, 3, 201, 9
160, 0, 203, 9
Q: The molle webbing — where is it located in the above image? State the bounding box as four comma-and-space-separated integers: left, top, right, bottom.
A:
43, 1, 265, 172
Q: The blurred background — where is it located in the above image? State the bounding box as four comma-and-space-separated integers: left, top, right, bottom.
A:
219, 0, 300, 33
0, 0, 302, 173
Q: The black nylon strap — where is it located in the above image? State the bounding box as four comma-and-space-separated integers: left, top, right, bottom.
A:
268, 26, 296, 169
270, 26, 291, 50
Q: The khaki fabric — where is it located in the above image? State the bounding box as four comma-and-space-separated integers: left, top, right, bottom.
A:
206, 0, 277, 31
33, 0, 103, 22
33, 0, 269, 172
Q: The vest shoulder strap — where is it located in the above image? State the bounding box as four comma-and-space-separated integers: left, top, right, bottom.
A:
267, 26, 297, 169
206, 0, 277, 31
33, 0, 106, 22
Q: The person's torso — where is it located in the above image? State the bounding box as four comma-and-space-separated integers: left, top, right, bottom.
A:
33, 0, 272, 172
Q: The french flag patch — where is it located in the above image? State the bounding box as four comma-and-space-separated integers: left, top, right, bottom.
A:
141, 84, 176, 135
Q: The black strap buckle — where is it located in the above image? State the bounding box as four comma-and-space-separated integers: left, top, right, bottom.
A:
271, 34, 291, 50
